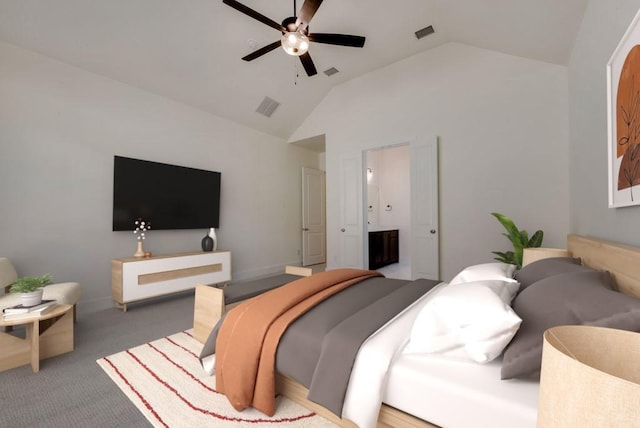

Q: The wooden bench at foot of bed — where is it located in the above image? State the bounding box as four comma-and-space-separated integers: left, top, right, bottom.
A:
192, 266, 313, 343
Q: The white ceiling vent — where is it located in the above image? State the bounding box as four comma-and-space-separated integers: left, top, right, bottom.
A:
256, 96, 280, 118
324, 67, 339, 76
415, 25, 435, 40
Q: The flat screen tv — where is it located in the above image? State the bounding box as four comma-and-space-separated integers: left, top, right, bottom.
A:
112, 156, 221, 231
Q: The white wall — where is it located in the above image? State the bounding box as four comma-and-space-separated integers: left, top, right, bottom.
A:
291, 42, 571, 280
568, 0, 640, 243
0, 41, 319, 313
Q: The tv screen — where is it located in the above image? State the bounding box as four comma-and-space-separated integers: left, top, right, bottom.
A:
112, 156, 221, 231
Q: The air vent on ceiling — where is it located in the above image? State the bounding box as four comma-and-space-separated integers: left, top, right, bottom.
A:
415, 25, 435, 40
256, 96, 280, 118
324, 67, 339, 76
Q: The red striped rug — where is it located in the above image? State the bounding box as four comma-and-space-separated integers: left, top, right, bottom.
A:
97, 330, 337, 427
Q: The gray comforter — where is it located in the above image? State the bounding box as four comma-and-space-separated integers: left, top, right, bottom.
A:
202, 276, 439, 417
277, 277, 439, 415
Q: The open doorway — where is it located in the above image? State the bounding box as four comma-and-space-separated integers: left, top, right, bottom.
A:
340, 138, 437, 280
337, 137, 439, 279
291, 135, 327, 268
302, 167, 326, 266
365, 145, 411, 279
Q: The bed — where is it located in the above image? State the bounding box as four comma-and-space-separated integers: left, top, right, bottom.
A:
193, 234, 640, 428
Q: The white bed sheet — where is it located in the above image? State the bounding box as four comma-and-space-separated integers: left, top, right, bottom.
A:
342, 281, 539, 428
341, 282, 434, 428
383, 342, 539, 428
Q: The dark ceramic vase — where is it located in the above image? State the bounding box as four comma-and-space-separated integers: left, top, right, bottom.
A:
201, 234, 214, 252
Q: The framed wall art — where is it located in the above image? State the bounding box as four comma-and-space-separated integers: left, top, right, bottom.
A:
607, 7, 640, 208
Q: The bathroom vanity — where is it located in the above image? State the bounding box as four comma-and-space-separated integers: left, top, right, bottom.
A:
368, 226, 399, 270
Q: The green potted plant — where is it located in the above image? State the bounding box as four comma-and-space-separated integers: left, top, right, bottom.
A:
10, 273, 52, 306
491, 213, 543, 269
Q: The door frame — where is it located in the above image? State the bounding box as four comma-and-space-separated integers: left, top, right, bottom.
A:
359, 138, 439, 279
362, 142, 411, 271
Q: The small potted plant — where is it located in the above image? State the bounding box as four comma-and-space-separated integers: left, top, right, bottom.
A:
10, 273, 52, 306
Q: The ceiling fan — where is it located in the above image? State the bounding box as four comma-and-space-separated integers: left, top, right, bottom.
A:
222, 0, 366, 77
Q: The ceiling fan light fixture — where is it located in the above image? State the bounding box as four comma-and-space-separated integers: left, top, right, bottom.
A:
281, 31, 310, 56
223, 0, 365, 77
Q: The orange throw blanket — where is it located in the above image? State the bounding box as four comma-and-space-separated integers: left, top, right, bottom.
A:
215, 268, 383, 416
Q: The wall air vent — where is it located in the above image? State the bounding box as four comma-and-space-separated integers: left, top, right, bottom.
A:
324, 67, 339, 76
415, 25, 435, 40
256, 96, 280, 118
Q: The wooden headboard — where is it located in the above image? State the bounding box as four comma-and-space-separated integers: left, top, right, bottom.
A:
567, 234, 640, 299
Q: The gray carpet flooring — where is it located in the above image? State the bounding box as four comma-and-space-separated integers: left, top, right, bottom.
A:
0, 292, 196, 428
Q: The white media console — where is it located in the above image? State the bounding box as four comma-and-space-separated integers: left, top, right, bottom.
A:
111, 250, 231, 311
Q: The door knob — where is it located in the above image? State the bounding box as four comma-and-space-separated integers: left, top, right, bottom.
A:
341, 228, 346, 232
430, 229, 436, 234
302, 228, 309, 231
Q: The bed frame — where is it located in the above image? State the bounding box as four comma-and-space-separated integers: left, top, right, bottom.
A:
192, 265, 312, 343
193, 235, 640, 428
567, 234, 640, 298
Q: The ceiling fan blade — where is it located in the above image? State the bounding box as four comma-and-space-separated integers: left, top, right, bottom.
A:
242, 40, 282, 61
309, 33, 366, 48
299, 52, 318, 76
222, 0, 285, 32
295, 0, 323, 31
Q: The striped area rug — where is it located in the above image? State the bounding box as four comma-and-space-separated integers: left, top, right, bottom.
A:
97, 330, 337, 427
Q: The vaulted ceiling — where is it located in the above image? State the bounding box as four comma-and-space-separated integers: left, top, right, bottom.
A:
0, 0, 588, 140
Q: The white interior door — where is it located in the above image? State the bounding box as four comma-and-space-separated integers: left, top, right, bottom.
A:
410, 138, 439, 280
339, 153, 364, 268
302, 167, 326, 266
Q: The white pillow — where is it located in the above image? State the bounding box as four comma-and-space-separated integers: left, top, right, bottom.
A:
449, 262, 517, 285
449, 279, 520, 303
403, 283, 522, 363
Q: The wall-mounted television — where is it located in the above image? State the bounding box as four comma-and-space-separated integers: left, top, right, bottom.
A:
112, 156, 221, 231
